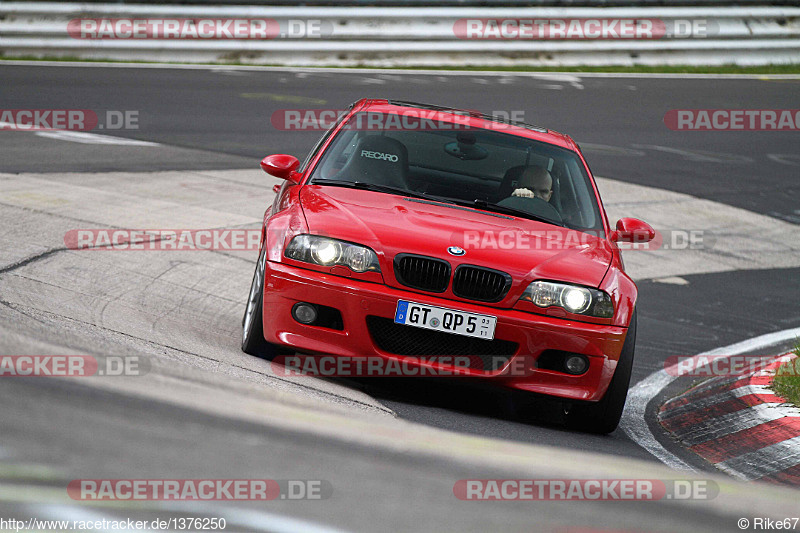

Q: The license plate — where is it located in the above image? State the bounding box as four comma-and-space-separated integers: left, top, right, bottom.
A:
394, 300, 497, 340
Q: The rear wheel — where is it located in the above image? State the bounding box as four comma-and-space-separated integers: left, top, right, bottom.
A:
241, 248, 283, 359
563, 310, 637, 434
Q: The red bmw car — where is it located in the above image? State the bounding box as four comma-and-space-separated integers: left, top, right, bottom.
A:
242, 98, 655, 434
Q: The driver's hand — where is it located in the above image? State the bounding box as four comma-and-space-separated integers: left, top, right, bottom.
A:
512, 188, 534, 198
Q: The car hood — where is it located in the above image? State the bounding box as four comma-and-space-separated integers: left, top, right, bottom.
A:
299, 186, 612, 291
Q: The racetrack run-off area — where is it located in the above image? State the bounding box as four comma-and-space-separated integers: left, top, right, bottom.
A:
1, 62, 799, 532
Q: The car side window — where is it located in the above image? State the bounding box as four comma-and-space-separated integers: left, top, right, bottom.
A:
298, 109, 350, 173
315, 130, 361, 180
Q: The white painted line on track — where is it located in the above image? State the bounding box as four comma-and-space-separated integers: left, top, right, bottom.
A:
621, 370, 697, 471
31, 502, 353, 533
2, 59, 800, 80
621, 327, 800, 471
34, 130, 161, 146
702, 330, 800, 357
1, 121, 161, 146
204, 506, 353, 533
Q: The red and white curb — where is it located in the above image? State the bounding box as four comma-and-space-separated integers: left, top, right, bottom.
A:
658, 353, 800, 483
621, 327, 800, 473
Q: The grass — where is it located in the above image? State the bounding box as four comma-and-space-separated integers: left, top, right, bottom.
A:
2, 55, 800, 75
772, 343, 800, 408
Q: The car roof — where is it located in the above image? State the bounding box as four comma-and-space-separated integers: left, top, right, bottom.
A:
349, 98, 580, 152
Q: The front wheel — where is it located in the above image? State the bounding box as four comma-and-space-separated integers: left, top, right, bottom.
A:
241, 248, 282, 359
563, 310, 637, 434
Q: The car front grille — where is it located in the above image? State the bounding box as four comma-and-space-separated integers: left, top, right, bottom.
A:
366, 316, 518, 372
452, 265, 511, 302
393, 254, 451, 293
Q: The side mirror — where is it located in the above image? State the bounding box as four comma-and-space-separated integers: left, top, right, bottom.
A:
611, 218, 655, 243
260, 154, 301, 182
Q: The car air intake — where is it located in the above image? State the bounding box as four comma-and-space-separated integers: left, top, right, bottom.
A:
366, 316, 518, 371
452, 265, 512, 302
393, 254, 451, 293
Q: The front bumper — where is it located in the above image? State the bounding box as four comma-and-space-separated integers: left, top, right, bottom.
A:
262, 261, 629, 401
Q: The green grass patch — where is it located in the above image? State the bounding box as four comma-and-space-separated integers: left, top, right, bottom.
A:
772, 343, 800, 408
2, 55, 800, 75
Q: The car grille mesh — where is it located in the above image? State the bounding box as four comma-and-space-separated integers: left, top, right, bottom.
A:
452, 266, 510, 302
394, 255, 451, 292
366, 316, 517, 371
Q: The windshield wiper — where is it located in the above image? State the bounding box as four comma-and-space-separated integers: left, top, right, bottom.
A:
451, 198, 564, 227
310, 179, 445, 203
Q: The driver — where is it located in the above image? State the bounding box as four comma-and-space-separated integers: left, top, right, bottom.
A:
512, 167, 553, 202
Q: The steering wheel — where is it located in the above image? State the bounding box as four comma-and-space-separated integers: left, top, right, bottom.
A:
496, 196, 563, 225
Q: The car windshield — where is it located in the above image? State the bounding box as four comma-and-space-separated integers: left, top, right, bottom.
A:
308, 111, 604, 233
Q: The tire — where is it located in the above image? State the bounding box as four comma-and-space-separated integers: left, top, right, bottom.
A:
562, 310, 637, 435
241, 248, 282, 359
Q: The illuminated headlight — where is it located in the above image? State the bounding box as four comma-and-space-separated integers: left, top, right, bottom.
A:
285, 235, 380, 273
521, 281, 613, 318
562, 287, 590, 313
311, 239, 340, 265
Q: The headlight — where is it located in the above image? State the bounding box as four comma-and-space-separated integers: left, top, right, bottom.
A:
311, 239, 340, 265
521, 281, 613, 318
285, 235, 380, 273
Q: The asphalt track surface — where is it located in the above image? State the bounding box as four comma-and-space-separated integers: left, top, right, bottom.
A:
1, 62, 800, 532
